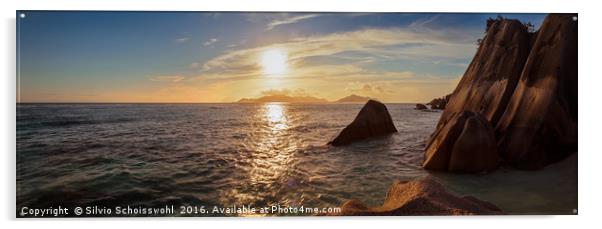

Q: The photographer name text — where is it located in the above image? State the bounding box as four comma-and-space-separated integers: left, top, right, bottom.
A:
19, 204, 340, 217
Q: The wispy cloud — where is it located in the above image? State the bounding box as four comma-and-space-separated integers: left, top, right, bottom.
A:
408, 14, 442, 29
346, 82, 386, 94
149, 75, 185, 82
203, 38, 219, 47
227, 39, 247, 48
175, 37, 190, 43
177, 20, 480, 102
260, 88, 310, 97
200, 26, 477, 80
266, 14, 320, 30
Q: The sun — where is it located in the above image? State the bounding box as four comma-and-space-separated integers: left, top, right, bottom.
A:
260, 48, 288, 76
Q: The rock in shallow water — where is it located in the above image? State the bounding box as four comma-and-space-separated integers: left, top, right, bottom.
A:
332, 177, 503, 215
427, 94, 452, 110
424, 14, 577, 171
415, 104, 428, 110
328, 100, 397, 146
423, 111, 498, 173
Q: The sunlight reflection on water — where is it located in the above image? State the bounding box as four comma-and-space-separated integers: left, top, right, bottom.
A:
238, 103, 300, 207
264, 103, 288, 131
18, 103, 443, 215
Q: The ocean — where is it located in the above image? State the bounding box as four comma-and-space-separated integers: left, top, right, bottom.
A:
16, 103, 577, 216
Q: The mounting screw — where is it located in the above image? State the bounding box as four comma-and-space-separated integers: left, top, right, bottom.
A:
572, 16, 577, 21
19, 13, 26, 18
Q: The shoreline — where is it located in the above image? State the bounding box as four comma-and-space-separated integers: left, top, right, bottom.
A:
431, 153, 577, 214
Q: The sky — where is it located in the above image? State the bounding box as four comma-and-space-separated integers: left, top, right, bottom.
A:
17, 11, 546, 103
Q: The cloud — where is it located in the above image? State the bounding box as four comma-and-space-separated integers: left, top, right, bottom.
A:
172, 20, 477, 102
381, 71, 416, 79
200, 25, 477, 81
149, 75, 185, 82
189, 62, 200, 69
266, 14, 320, 30
345, 82, 388, 94
227, 40, 247, 49
175, 37, 190, 43
203, 38, 219, 47
408, 14, 442, 29
261, 88, 290, 96
260, 88, 310, 97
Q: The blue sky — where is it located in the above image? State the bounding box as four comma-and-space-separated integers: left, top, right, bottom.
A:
17, 11, 546, 102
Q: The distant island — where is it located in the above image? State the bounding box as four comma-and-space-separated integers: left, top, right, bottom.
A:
236, 94, 329, 103
334, 94, 371, 103
236, 94, 372, 103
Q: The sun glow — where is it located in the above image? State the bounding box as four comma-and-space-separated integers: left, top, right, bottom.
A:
264, 103, 288, 130
260, 49, 288, 76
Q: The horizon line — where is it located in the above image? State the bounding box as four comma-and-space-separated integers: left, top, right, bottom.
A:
16, 101, 427, 104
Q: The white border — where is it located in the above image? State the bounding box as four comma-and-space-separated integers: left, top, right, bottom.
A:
8, 0, 583, 13
2, 0, 599, 229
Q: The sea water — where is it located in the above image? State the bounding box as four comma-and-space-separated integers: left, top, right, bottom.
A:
16, 103, 576, 215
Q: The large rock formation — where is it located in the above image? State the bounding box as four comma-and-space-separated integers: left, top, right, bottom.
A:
495, 14, 578, 169
424, 14, 577, 171
423, 111, 498, 172
328, 100, 397, 146
437, 18, 533, 128
334, 177, 503, 216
